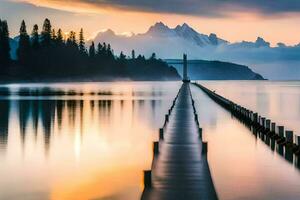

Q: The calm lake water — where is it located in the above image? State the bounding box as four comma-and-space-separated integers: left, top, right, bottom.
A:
0, 81, 300, 200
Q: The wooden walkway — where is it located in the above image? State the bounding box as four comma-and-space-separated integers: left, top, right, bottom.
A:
141, 83, 218, 200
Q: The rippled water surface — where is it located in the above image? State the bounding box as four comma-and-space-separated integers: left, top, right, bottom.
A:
0, 81, 300, 200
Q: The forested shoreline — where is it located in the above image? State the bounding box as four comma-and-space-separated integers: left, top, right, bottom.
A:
0, 18, 180, 82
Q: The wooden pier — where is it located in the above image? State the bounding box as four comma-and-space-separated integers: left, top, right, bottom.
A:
141, 83, 218, 200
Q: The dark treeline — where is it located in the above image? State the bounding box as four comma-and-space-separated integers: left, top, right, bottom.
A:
0, 18, 179, 82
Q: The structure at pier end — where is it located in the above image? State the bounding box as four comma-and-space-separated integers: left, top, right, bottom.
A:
182, 54, 190, 82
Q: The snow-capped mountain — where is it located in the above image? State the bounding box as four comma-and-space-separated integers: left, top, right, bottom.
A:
90, 22, 286, 60
92, 22, 228, 49
145, 22, 227, 46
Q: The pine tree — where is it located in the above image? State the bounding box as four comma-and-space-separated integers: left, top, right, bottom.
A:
150, 52, 156, 60
41, 18, 52, 46
31, 24, 39, 50
66, 31, 77, 48
119, 51, 126, 60
56, 29, 64, 45
0, 19, 11, 65
131, 50, 135, 59
96, 43, 103, 55
107, 44, 114, 59
78, 28, 86, 54
102, 42, 107, 51
17, 20, 30, 65
51, 29, 57, 41
89, 42, 95, 58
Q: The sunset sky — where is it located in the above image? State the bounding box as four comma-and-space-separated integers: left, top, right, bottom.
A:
1, 0, 300, 46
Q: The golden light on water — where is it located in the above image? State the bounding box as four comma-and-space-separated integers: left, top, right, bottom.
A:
0, 82, 179, 200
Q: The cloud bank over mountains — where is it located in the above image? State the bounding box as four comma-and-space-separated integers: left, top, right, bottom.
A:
22, 0, 300, 16
90, 22, 300, 80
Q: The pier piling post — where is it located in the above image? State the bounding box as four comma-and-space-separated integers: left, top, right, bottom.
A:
253, 113, 258, 124
277, 126, 284, 137
271, 122, 276, 133
143, 170, 152, 188
249, 111, 253, 120
286, 131, 294, 144
165, 114, 169, 123
159, 128, 164, 140
202, 142, 208, 155
266, 119, 271, 130
261, 117, 266, 127
199, 128, 203, 139
153, 142, 159, 155
296, 136, 300, 146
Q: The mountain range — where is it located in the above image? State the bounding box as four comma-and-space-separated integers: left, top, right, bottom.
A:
91, 22, 278, 50
90, 22, 300, 80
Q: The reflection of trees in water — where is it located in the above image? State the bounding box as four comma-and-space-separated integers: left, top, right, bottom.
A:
18, 100, 55, 154
67, 100, 77, 128
79, 100, 84, 137
90, 100, 95, 113
56, 100, 64, 131
16, 99, 93, 155
31, 101, 39, 140
98, 100, 112, 123
0, 100, 9, 153
5, 98, 154, 156
40, 100, 56, 155
19, 100, 31, 149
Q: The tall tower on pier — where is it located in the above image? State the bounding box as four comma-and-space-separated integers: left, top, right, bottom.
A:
182, 54, 190, 82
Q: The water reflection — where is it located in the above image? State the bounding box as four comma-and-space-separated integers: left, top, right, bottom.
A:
0, 82, 181, 200
191, 83, 300, 200
8, 98, 168, 157
227, 103, 300, 169
201, 81, 300, 134
0, 100, 9, 153
1, 81, 300, 200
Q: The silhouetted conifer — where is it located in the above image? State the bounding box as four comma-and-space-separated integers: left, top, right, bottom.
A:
119, 51, 126, 61
66, 31, 77, 48
150, 53, 156, 60
89, 42, 95, 58
96, 43, 103, 55
0, 19, 11, 65
51, 29, 57, 41
17, 20, 30, 65
31, 24, 39, 50
107, 44, 114, 60
56, 29, 64, 45
41, 18, 52, 46
79, 28, 86, 54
